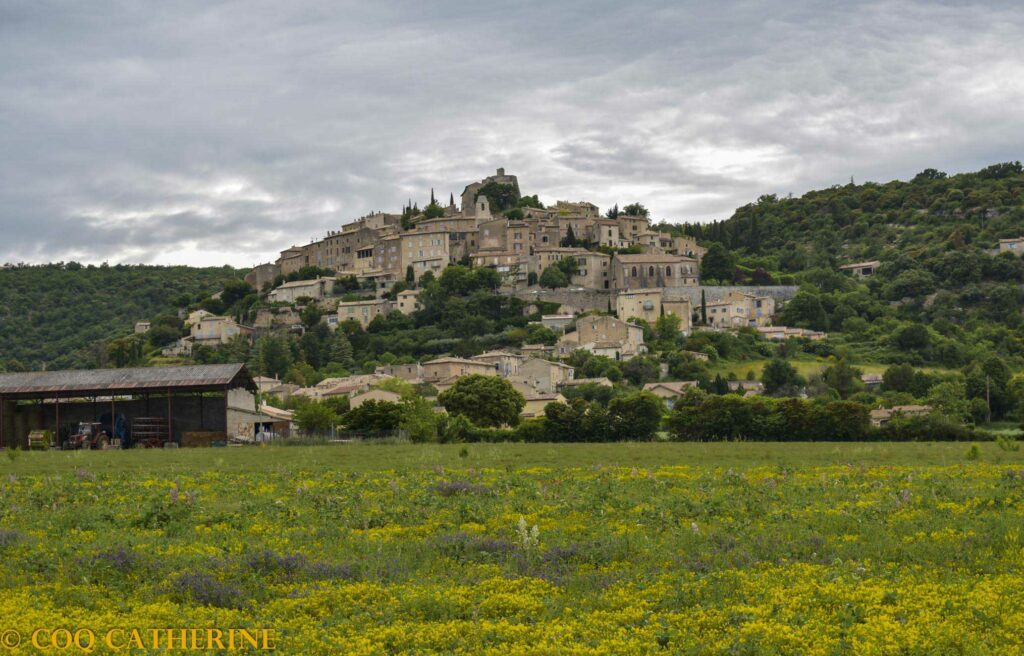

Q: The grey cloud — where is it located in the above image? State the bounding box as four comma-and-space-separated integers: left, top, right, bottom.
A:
1, 0, 1023, 265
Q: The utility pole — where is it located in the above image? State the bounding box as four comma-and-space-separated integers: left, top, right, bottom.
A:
986, 375, 991, 424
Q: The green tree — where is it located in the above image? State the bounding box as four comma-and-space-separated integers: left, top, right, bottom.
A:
561, 226, 577, 247
821, 359, 862, 399
475, 182, 520, 212
438, 375, 525, 427
300, 305, 323, 329
894, 324, 930, 350
882, 363, 916, 393
609, 391, 664, 440
883, 269, 936, 301
622, 355, 661, 386
293, 401, 339, 434
423, 201, 445, 219
761, 358, 804, 395
622, 202, 649, 217
539, 266, 569, 289
927, 380, 971, 422
343, 400, 404, 432
964, 356, 1013, 419
400, 396, 441, 443
257, 333, 293, 379
220, 279, 254, 308
778, 292, 829, 331
654, 314, 682, 341
700, 243, 734, 282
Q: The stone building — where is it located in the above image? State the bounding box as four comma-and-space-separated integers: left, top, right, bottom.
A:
616, 214, 650, 243
395, 290, 422, 315
531, 247, 589, 277
190, 316, 254, 345
570, 251, 612, 290
616, 289, 692, 333
999, 237, 1024, 256
422, 357, 497, 383
586, 219, 622, 248
556, 315, 646, 360
471, 351, 526, 377
705, 291, 775, 328
616, 288, 662, 324
611, 254, 699, 290
245, 263, 281, 290
336, 299, 392, 330
515, 358, 575, 393
267, 277, 335, 304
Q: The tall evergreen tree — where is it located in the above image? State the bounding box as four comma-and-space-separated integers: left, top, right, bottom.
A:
331, 331, 354, 370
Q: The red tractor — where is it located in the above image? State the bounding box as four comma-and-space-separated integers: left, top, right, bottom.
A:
63, 422, 109, 450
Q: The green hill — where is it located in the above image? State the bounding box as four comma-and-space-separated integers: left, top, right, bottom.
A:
0, 263, 240, 370
670, 161, 1024, 268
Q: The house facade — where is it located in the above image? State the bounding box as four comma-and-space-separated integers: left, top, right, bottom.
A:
268, 276, 335, 303
516, 358, 575, 393
705, 291, 775, 328
421, 357, 497, 383
998, 237, 1024, 256
336, 299, 392, 329
557, 315, 646, 360
189, 316, 254, 345
395, 290, 422, 315
610, 254, 699, 290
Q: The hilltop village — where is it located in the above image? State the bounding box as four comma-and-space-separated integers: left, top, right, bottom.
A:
239, 168, 804, 340
128, 168, 828, 418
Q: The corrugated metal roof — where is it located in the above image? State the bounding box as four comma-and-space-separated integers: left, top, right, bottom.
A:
0, 363, 255, 398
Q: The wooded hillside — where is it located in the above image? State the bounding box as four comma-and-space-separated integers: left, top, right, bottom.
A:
0, 263, 240, 370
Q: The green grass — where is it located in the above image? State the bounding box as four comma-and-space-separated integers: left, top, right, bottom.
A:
5, 440, 1023, 477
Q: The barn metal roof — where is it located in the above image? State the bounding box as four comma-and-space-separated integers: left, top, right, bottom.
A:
0, 364, 256, 399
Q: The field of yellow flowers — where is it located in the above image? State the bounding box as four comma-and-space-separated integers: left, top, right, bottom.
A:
0, 444, 1022, 654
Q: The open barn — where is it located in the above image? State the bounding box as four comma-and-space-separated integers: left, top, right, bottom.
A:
0, 363, 262, 448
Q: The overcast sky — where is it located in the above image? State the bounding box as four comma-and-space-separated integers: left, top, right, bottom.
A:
2, 1, 1023, 268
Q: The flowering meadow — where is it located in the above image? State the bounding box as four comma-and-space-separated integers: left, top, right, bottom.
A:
0, 444, 1022, 654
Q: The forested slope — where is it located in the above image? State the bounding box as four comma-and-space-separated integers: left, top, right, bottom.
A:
0, 263, 240, 370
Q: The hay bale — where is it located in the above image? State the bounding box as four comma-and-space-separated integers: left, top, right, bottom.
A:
180, 431, 226, 448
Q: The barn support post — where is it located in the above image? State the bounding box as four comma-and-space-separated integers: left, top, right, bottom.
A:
167, 388, 173, 444
111, 397, 115, 445
0, 394, 5, 448
54, 395, 60, 447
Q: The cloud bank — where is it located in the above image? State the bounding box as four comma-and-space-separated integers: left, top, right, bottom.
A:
2, 0, 1022, 267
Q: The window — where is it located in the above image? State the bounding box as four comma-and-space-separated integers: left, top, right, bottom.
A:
666, 266, 672, 277
648, 266, 655, 277
631, 266, 637, 277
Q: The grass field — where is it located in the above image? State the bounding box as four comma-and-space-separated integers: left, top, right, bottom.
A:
1, 443, 1022, 654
